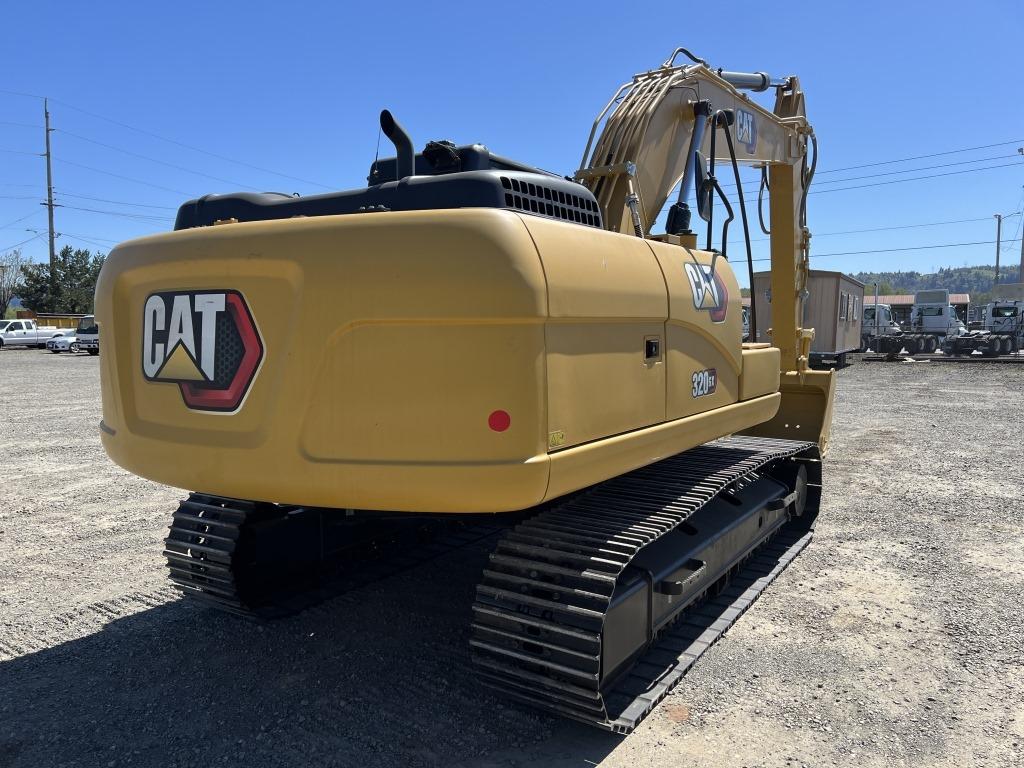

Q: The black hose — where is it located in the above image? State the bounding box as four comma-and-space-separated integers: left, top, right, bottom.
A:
663, 47, 709, 67
757, 167, 770, 235
710, 176, 734, 258
706, 121, 717, 251
721, 120, 757, 343
800, 133, 818, 228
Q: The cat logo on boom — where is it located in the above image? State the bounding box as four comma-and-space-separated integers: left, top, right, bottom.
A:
683, 263, 729, 323
736, 109, 757, 153
142, 290, 263, 413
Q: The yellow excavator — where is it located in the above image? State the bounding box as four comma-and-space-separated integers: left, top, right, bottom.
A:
95, 48, 833, 732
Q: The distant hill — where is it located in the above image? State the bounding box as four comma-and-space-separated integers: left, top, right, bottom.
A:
852, 265, 1021, 305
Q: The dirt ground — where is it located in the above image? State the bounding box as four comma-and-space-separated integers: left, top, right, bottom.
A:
1, 349, 1022, 768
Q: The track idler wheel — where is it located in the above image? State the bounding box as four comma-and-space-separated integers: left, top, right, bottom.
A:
770, 461, 809, 518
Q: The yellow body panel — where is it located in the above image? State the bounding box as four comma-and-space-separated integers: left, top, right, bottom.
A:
739, 347, 782, 401
97, 209, 798, 512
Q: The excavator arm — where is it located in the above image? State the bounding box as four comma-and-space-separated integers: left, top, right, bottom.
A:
576, 49, 835, 452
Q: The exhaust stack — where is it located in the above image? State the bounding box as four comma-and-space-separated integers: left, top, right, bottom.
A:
380, 109, 414, 180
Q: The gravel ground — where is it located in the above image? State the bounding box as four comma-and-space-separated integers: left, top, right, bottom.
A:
1, 349, 1022, 768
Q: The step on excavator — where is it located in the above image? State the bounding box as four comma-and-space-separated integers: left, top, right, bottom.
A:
95, 48, 834, 732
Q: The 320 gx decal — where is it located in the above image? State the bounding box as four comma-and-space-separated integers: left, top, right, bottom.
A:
691, 368, 718, 398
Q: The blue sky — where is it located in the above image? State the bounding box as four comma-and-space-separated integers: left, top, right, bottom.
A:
3, 0, 1022, 287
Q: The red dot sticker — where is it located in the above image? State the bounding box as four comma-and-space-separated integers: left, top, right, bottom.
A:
488, 410, 511, 432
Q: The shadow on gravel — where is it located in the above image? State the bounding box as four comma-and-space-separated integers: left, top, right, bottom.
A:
0, 556, 622, 768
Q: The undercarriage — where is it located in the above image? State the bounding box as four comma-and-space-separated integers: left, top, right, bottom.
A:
164, 435, 819, 732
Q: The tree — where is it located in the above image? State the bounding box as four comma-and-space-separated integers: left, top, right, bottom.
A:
0, 249, 27, 318
18, 245, 106, 314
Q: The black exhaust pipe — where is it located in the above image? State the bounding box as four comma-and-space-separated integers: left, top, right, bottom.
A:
380, 109, 414, 180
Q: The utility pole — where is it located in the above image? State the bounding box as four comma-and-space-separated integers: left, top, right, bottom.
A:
43, 99, 56, 277
994, 213, 1002, 286
1019, 219, 1024, 286
1020, 189, 1024, 285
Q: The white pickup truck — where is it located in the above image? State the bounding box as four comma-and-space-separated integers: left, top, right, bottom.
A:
0, 319, 65, 349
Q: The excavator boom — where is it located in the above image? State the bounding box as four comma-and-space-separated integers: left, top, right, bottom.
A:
576, 52, 834, 451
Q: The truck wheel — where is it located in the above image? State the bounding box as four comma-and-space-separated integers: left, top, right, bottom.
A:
1000, 337, 1012, 354
906, 339, 921, 355
87, 348, 99, 356
926, 337, 938, 353
983, 339, 1000, 357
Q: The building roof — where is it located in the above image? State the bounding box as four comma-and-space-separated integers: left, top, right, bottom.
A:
741, 293, 971, 307
866, 294, 970, 306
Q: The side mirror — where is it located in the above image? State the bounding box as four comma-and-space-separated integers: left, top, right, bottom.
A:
694, 151, 713, 222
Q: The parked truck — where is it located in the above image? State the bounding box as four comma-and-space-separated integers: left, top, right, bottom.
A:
943, 299, 1023, 357
75, 315, 99, 355
0, 319, 64, 349
867, 289, 966, 355
860, 302, 901, 351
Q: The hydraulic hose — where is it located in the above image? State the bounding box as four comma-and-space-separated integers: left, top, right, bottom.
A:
720, 120, 757, 343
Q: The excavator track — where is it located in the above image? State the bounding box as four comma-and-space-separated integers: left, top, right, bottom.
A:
470, 435, 821, 732
164, 496, 507, 619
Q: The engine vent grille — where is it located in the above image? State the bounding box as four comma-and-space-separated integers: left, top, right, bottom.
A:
500, 176, 602, 228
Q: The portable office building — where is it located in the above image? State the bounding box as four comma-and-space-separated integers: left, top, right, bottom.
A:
751, 270, 865, 365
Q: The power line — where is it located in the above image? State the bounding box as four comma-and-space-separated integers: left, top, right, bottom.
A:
716, 152, 1020, 194
813, 153, 1021, 186
750, 237, 1023, 263
696, 159, 1024, 210
813, 160, 1024, 195
731, 215, 1004, 245
58, 204, 174, 223
4, 85, 1021, 194
816, 139, 1024, 175
0, 121, 43, 130
60, 232, 116, 250
0, 88, 45, 101
817, 238, 1021, 257
54, 190, 178, 210
0, 210, 43, 230
0, 88, 334, 190
58, 129, 264, 192
55, 157, 191, 196
0, 232, 43, 252
60, 231, 119, 244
